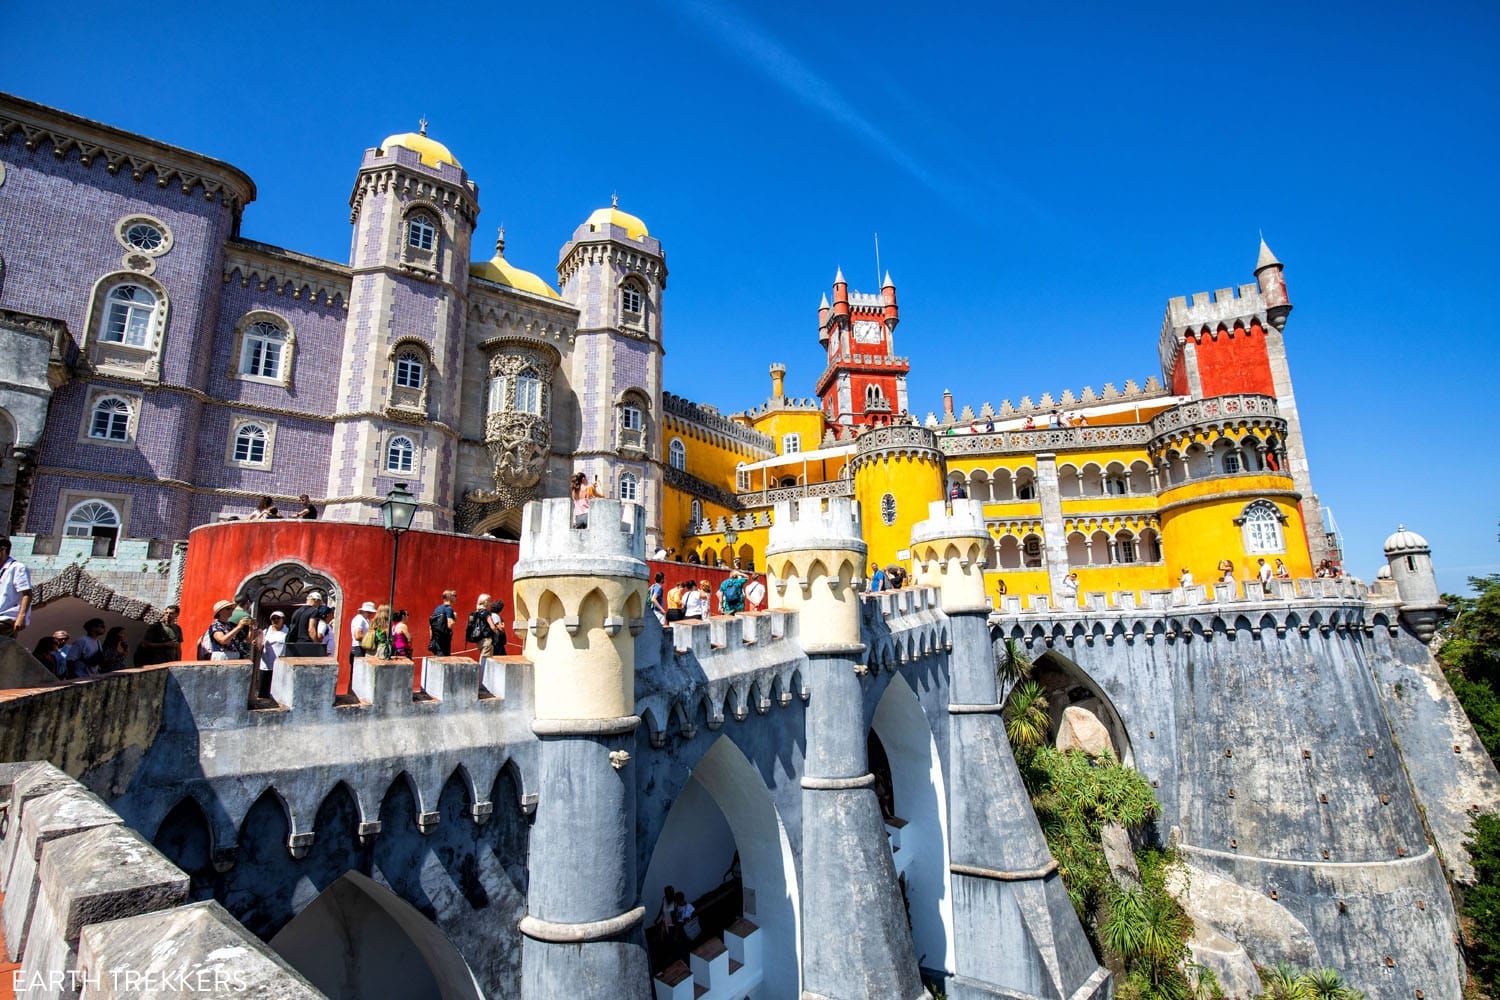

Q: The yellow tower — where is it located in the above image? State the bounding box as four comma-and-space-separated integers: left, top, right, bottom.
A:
851, 424, 947, 573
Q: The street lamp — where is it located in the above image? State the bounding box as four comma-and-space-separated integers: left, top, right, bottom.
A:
724, 525, 739, 569
380, 482, 418, 625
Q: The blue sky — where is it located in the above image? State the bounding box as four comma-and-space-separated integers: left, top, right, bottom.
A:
8, 1, 1498, 591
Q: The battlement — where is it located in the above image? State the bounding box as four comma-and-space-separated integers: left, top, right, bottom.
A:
910, 499, 987, 546
741, 395, 823, 418
933, 376, 1168, 427
516, 498, 646, 580
766, 497, 864, 553
664, 392, 776, 454
1158, 285, 1272, 379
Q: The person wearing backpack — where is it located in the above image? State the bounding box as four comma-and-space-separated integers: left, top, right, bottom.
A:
466, 593, 498, 658
718, 571, 748, 616
429, 589, 457, 656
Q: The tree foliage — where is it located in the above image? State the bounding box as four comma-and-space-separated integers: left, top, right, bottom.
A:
1439, 574, 1500, 765
1256, 963, 1365, 1000
1462, 812, 1500, 984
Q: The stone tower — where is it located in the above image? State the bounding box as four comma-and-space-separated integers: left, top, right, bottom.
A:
1384, 525, 1445, 640
766, 497, 925, 999
910, 500, 1106, 999
326, 127, 478, 528
851, 423, 947, 570
558, 199, 667, 550
513, 497, 650, 997
816, 268, 909, 429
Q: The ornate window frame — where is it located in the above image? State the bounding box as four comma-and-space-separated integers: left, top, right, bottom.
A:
616, 389, 651, 456
230, 311, 296, 388
82, 272, 170, 380
54, 489, 132, 555
78, 387, 142, 449
385, 432, 418, 474
399, 202, 442, 275
387, 338, 431, 417
115, 214, 173, 260
619, 471, 639, 502
1236, 499, 1287, 555
880, 493, 897, 526
619, 276, 649, 333
225, 416, 276, 469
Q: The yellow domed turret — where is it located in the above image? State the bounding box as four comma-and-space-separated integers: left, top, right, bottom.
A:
470, 228, 561, 300
379, 119, 460, 169
584, 194, 649, 241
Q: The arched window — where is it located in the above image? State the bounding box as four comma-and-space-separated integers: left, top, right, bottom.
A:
690, 498, 703, 524
1239, 499, 1285, 554
407, 214, 437, 252
1022, 535, 1043, 568
64, 500, 121, 556
668, 438, 686, 471
1116, 531, 1137, 564
866, 384, 885, 404
735, 462, 749, 491
782, 432, 801, 455
515, 369, 541, 414
233, 423, 268, 464
621, 283, 644, 316
386, 435, 416, 473
89, 397, 131, 441
394, 350, 425, 389
102, 284, 157, 347
240, 321, 286, 380
619, 472, 639, 501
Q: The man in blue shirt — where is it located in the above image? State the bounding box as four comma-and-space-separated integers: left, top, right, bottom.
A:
870, 564, 886, 593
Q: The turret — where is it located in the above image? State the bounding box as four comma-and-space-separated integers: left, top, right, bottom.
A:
881, 271, 899, 331
831, 267, 850, 322
766, 497, 866, 652
817, 293, 831, 345
910, 499, 990, 615
1383, 525, 1445, 641
851, 424, 946, 570
1255, 238, 1292, 331
513, 498, 650, 997
769, 362, 787, 401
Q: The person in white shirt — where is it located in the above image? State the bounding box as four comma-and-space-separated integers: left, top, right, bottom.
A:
1257, 558, 1273, 594
1179, 568, 1193, 589
683, 581, 709, 620
0, 537, 33, 636
350, 602, 375, 667
745, 574, 767, 611
259, 610, 288, 700
1059, 572, 1080, 603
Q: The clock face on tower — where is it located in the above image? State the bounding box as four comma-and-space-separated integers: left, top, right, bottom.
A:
852, 320, 883, 345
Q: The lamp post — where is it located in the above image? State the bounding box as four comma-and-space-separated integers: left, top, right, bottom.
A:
724, 524, 739, 569
380, 482, 418, 622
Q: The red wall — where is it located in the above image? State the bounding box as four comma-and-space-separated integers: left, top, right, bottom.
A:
178, 521, 742, 693
1192, 321, 1276, 398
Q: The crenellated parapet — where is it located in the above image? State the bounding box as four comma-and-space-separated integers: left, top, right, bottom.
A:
909, 499, 990, 614
861, 586, 950, 673
766, 498, 867, 653
513, 498, 648, 723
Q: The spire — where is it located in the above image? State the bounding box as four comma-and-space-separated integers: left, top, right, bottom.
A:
882, 270, 894, 289
495, 225, 506, 255
611, 191, 619, 208
819, 293, 830, 308
418, 116, 429, 137
834, 266, 846, 286
1255, 237, 1281, 272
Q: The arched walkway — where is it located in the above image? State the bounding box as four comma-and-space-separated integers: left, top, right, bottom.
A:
270, 870, 484, 1000
641, 735, 800, 998
871, 674, 954, 973
1032, 650, 1134, 765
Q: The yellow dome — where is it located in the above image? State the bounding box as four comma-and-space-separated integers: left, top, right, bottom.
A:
470, 254, 560, 300
585, 204, 650, 241
379, 131, 460, 169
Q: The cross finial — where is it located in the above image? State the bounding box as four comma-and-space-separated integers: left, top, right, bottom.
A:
418, 116, 429, 136
495, 224, 506, 254
611, 191, 619, 208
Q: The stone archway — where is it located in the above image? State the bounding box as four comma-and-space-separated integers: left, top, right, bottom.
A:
1031, 649, 1134, 765
237, 562, 337, 624
641, 735, 800, 998
270, 870, 484, 1000
871, 673, 954, 974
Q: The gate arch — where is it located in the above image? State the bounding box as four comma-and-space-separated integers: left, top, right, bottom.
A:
641, 735, 801, 997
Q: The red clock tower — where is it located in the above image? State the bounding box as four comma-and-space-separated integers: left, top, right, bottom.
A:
814, 268, 909, 430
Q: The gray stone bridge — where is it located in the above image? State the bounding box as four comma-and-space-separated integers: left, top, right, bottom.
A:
0, 498, 1490, 1000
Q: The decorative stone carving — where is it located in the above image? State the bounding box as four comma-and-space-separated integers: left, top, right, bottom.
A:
463, 340, 558, 520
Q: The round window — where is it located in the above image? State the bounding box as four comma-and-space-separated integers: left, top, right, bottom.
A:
125, 223, 164, 252
880, 493, 897, 526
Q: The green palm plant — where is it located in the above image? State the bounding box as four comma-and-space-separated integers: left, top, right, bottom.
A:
996, 637, 1033, 689
1003, 680, 1051, 750
1300, 968, 1357, 1000
1261, 962, 1313, 1000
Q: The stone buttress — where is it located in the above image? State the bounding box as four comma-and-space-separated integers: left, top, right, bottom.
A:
911, 500, 1108, 1000
513, 498, 651, 998
767, 497, 925, 1000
